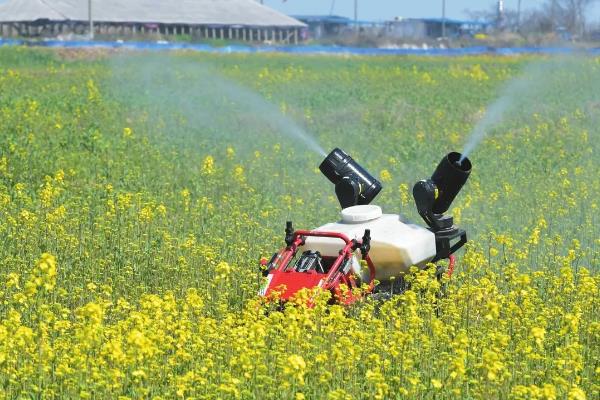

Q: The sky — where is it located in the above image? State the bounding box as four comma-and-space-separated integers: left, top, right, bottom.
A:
0, 0, 598, 24
263, 0, 600, 23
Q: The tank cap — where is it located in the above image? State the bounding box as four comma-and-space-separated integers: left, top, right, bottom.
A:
341, 205, 382, 223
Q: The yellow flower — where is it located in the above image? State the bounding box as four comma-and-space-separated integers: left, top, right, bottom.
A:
568, 387, 586, 400
77, 302, 103, 325
215, 261, 231, 280
226, 146, 235, 159
201, 155, 215, 175
380, 169, 392, 183
284, 355, 307, 385
531, 327, 546, 348
6, 273, 20, 289
234, 165, 245, 183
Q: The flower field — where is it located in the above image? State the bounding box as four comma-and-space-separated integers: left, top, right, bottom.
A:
0, 47, 599, 399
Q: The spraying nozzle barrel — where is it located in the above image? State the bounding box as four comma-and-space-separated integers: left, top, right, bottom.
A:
430, 152, 471, 214
413, 152, 471, 260
320, 148, 382, 209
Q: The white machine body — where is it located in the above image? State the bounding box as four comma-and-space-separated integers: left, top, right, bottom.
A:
300, 205, 437, 281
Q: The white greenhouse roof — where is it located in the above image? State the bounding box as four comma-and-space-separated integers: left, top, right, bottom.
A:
0, 0, 306, 27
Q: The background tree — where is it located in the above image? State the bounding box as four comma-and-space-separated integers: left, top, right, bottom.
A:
467, 0, 598, 36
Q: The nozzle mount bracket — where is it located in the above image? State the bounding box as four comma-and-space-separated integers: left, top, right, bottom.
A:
432, 226, 467, 262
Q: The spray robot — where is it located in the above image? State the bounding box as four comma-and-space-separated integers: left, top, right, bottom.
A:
259, 149, 472, 304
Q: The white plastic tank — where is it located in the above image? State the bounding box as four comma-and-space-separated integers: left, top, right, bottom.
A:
300, 205, 437, 281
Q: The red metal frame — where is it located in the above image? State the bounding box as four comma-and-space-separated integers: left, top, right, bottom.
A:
260, 230, 376, 303
447, 254, 456, 278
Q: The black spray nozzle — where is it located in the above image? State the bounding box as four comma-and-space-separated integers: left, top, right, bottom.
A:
320, 148, 382, 209
413, 152, 471, 260
413, 152, 471, 231
430, 152, 472, 214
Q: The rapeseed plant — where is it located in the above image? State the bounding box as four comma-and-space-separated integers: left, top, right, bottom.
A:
0, 48, 598, 399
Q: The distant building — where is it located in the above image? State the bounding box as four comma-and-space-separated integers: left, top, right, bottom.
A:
293, 15, 353, 40
386, 18, 489, 40
0, 0, 306, 43
293, 15, 385, 41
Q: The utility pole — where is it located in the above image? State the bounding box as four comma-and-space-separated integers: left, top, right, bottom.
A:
354, 0, 358, 31
550, 0, 556, 30
441, 0, 446, 38
88, 0, 94, 40
516, 0, 522, 32
497, 0, 505, 30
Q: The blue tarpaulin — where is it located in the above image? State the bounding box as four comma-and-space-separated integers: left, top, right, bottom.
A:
1, 38, 599, 56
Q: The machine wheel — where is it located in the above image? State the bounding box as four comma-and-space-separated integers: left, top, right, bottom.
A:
435, 265, 446, 281
369, 264, 449, 304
